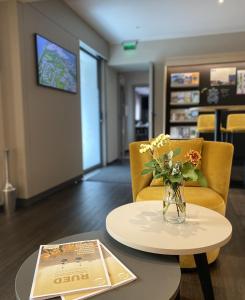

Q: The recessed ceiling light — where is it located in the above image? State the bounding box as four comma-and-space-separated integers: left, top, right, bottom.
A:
218, 0, 224, 4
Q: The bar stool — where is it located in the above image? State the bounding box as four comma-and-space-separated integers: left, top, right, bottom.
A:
197, 114, 215, 138
197, 114, 227, 141
226, 113, 245, 186
226, 113, 245, 143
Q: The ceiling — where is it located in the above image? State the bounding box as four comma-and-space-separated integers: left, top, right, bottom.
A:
65, 0, 245, 44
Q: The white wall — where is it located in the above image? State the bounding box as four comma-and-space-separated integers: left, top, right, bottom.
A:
0, 4, 5, 200
110, 32, 245, 134
119, 71, 149, 150
0, 0, 29, 198
0, 0, 110, 201
30, 0, 109, 59
110, 32, 245, 65
0, 69, 4, 206
17, 0, 110, 199
105, 66, 119, 162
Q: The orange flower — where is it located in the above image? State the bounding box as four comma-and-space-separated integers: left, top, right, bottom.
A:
185, 150, 201, 166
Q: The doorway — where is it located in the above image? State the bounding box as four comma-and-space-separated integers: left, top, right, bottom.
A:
134, 86, 150, 141
80, 49, 102, 172
118, 64, 154, 158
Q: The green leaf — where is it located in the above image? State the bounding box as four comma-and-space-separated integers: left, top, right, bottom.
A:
144, 160, 156, 168
182, 161, 193, 171
196, 170, 208, 187
154, 173, 163, 179
141, 169, 153, 175
182, 168, 198, 181
169, 175, 183, 183
172, 147, 181, 157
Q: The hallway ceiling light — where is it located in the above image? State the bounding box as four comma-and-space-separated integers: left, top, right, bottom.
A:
218, 0, 224, 4
122, 40, 137, 50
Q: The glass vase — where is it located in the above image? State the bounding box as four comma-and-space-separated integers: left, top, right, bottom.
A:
163, 184, 186, 224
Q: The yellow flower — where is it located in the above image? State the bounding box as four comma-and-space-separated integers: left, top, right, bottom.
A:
152, 134, 170, 148
139, 134, 170, 154
139, 143, 152, 153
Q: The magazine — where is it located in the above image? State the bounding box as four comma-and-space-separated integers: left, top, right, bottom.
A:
30, 240, 111, 299
62, 243, 137, 300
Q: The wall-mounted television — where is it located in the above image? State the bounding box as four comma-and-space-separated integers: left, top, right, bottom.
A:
35, 34, 77, 93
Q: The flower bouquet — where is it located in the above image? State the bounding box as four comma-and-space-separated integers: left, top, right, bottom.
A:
140, 134, 207, 223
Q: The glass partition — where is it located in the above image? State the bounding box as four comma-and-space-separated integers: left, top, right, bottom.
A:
80, 50, 101, 171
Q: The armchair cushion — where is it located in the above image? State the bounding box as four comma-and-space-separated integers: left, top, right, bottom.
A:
136, 186, 225, 215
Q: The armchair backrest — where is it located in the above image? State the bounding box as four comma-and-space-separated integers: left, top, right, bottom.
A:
129, 140, 233, 203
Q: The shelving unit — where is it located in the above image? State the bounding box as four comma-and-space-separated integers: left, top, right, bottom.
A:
169, 104, 199, 138
165, 62, 245, 139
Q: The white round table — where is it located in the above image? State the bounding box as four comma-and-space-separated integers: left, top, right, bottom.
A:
106, 201, 232, 300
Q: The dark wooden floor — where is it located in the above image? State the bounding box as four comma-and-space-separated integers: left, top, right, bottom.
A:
0, 180, 244, 300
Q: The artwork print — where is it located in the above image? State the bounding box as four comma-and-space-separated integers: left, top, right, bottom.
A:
35, 34, 77, 93
170, 91, 200, 105
170, 126, 197, 139
210, 67, 236, 86
220, 88, 231, 99
237, 70, 245, 94
207, 88, 219, 104
170, 109, 198, 122
170, 72, 200, 87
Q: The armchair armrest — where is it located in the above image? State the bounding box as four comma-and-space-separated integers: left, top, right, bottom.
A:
202, 141, 234, 204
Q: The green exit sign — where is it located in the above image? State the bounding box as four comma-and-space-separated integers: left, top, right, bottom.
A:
122, 40, 137, 50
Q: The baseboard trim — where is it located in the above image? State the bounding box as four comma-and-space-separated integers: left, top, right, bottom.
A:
107, 159, 120, 165
17, 175, 83, 208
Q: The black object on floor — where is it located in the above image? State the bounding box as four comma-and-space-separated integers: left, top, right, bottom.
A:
194, 253, 214, 300
86, 160, 131, 184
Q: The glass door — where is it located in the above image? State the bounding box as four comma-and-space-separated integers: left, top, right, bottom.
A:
80, 49, 101, 172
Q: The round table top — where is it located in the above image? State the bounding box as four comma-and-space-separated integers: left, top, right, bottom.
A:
106, 202, 232, 255
15, 231, 180, 300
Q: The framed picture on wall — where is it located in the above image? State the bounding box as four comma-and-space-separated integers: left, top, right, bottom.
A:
170, 126, 197, 139
170, 90, 200, 105
210, 67, 236, 86
35, 34, 77, 93
170, 108, 198, 123
170, 72, 200, 88
237, 70, 245, 94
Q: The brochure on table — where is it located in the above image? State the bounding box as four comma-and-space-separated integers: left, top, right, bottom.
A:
62, 243, 137, 300
30, 240, 111, 299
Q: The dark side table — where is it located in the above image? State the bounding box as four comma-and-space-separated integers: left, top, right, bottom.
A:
15, 231, 181, 300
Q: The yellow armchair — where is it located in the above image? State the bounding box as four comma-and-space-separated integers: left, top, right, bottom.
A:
129, 140, 234, 268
